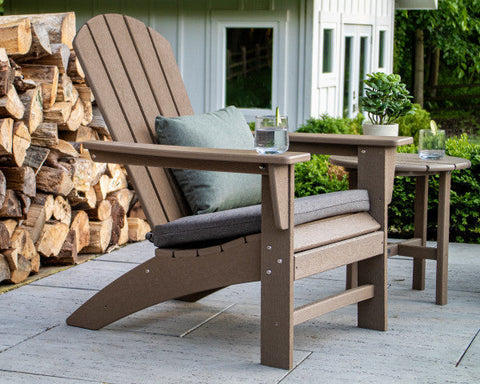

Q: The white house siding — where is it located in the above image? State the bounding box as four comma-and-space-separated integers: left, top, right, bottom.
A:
6, 0, 310, 129
310, 0, 394, 118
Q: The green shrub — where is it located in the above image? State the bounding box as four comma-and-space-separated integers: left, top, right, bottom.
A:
294, 114, 357, 197
396, 104, 431, 144
296, 113, 364, 135
295, 154, 348, 197
389, 134, 480, 243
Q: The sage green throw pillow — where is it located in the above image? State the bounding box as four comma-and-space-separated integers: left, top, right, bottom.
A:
155, 106, 261, 214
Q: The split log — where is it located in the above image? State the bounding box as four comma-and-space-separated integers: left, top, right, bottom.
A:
0, 121, 30, 167
0, 190, 23, 218
108, 199, 125, 246
59, 98, 83, 132
107, 188, 134, 214
20, 87, 43, 133
70, 210, 90, 252
74, 84, 94, 103
81, 99, 93, 126
0, 86, 25, 119
52, 195, 71, 226
31, 43, 70, 74
1, 13, 76, 49
21, 64, 59, 109
0, 118, 13, 155
117, 216, 129, 246
36, 166, 74, 196
0, 254, 10, 282
50, 229, 77, 265
0, 166, 36, 197
0, 18, 32, 55
56, 73, 73, 102
12, 121, 31, 166
88, 107, 109, 136
87, 199, 112, 222
13, 77, 36, 94
36, 221, 69, 258
11, 227, 39, 272
127, 217, 151, 242
17, 192, 31, 217
62, 157, 96, 192
3, 248, 18, 271
67, 50, 85, 82
0, 48, 14, 97
108, 164, 128, 193
23, 145, 49, 172
8, 256, 32, 283
129, 200, 147, 221
81, 217, 112, 254
33, 193, 54, 221
12, 22, 52, 61
51, 139, 79, 158
3, 219, 17, 237
0, 221, 11, 249
0, 169, 5, 207
94, 174, 110, 201
21, 203, 45, 243
30, 122, 58, 147
59, 125, 98, 142
43, 101, 71, 124
67, 186, 96, 210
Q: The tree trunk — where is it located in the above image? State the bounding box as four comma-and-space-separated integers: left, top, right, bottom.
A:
414, 28, 424, 108
429, 47, 440, 99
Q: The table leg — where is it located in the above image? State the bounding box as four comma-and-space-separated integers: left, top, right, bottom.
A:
413, 175, 429, 290
436, 171, 451, 305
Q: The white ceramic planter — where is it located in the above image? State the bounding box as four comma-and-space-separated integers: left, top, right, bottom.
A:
362, 123, 399, 136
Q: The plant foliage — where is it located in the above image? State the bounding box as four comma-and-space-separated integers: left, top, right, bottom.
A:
389, 134, 480, 243
360, 72, 415, 125
396, 103, 432, 144
294, 113, 479, 243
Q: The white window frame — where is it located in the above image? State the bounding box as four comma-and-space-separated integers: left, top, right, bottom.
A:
377, 28, 388, 70
209, 11, 288, 121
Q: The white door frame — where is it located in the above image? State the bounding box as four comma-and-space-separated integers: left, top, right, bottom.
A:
342, 24, 372, 118
208, 11, 288, 122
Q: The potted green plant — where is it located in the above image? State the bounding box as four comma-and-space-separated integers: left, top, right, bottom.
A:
360, 72, 415, 136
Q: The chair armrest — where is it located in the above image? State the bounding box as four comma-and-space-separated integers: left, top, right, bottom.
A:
289, 133, 413, 156
289, 133, 413, 231
83, 141, 310, 175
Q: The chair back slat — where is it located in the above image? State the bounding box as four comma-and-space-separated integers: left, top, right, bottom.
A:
74, 14, 193, 226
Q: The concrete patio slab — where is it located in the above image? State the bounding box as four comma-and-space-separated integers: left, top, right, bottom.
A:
0, 241, 478, 383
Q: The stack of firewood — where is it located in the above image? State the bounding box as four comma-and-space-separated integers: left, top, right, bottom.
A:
0, 12, 151, 284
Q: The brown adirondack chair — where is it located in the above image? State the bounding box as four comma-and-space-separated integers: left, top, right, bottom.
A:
66, 14, 412, 369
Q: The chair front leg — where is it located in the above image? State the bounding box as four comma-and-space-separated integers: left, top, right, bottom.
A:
260, 165, 295, 369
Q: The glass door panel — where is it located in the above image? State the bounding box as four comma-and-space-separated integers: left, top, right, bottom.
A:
342, 25, 372, 118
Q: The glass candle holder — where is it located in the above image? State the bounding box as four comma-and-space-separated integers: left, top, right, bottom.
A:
254, 115, 289, 155
418, 129, 446, 160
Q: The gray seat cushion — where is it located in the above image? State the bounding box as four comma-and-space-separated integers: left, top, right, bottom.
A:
147, 189, 370, 249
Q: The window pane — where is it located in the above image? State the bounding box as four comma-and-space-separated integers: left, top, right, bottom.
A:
359, 36, 368, 99
322, 29, 333, 73
225, 28, 272, 109
378, 30, 385, 68
343, 36, 352, 116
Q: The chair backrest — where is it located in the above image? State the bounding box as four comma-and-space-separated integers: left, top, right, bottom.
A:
73, 14, 193, 227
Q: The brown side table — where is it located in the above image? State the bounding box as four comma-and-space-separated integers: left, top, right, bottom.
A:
330, 153, 471, 305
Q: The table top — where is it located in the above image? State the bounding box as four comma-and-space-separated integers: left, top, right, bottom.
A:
330, 153, 471, 176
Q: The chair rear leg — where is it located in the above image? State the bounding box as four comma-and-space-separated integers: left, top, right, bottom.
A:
357, 253, 387, 331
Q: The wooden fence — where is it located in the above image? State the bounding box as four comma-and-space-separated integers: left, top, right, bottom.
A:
425, 83, 480, 103
226, 44, 271, 81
